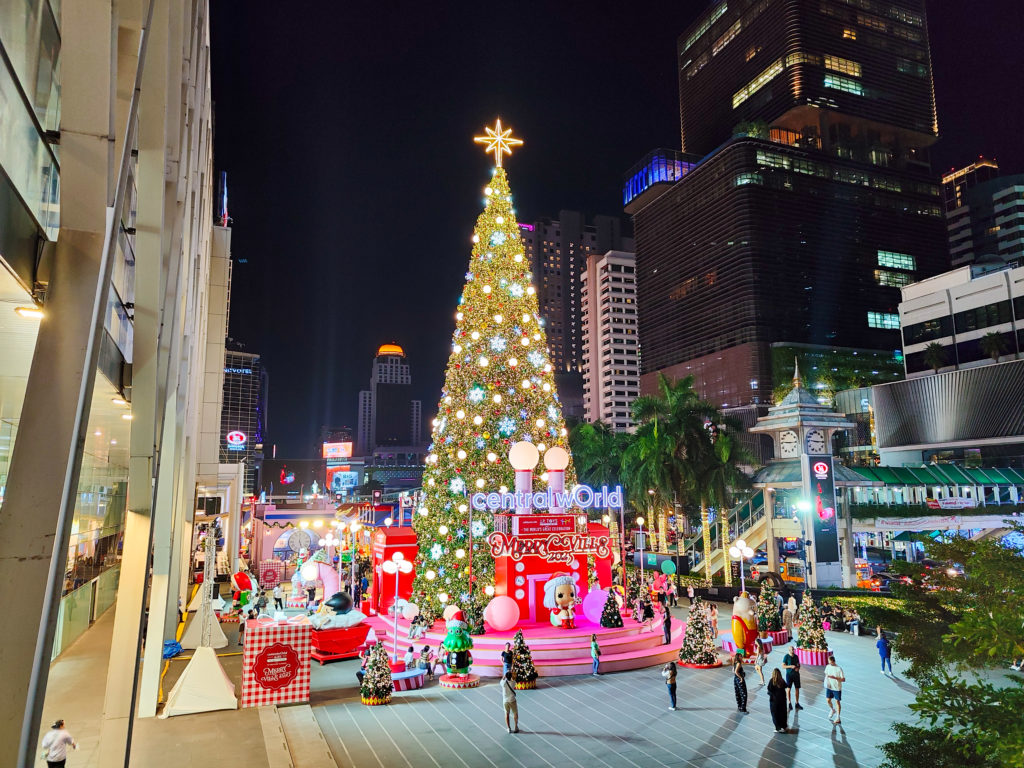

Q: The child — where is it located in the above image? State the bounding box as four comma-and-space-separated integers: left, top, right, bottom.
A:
418, 646, 435, 680
403, 645, 416, 669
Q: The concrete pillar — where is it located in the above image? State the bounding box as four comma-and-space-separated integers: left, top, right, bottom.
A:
764, 489, 779, 574
839, 494, 857, 588
0, 1, 118, 763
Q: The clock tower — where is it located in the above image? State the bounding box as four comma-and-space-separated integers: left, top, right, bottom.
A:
749, 360, 855, 587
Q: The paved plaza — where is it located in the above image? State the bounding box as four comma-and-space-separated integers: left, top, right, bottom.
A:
309, 605, 918, 768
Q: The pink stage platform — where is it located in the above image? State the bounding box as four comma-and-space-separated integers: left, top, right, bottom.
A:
369, 615, 687, 677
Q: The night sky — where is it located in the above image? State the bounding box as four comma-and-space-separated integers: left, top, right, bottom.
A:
209, 1, 1023, 458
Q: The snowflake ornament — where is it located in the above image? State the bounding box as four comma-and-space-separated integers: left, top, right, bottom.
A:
450, 478, 466, 494
498, 417, 515, 435
430, 543, 443, 560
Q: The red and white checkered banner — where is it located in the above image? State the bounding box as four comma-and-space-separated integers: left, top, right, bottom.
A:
259, 559, 285, 587
240, 618, 312, 708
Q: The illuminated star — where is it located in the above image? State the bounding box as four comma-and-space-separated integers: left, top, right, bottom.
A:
474, 119, 523, 168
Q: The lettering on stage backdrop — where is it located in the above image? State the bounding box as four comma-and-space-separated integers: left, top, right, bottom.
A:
487, 531, 611, 564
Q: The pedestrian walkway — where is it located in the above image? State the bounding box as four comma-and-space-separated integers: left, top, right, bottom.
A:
309, 604, 917, 768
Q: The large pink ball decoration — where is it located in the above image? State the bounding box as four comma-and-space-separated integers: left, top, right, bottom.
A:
442, 605, 461, 622
402, 603, 420, 621
582, 589, 609, 625
484, 596, 520, 631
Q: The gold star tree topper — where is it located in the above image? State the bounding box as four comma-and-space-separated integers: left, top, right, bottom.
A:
474, 119, 523, 168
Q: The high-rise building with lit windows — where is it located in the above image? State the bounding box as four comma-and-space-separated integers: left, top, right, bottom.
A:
942, 159, 1024, 268
626, 0, 947, 418
356, 344, 423, 455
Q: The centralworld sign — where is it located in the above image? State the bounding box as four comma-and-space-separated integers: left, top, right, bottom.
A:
470, 484, 623, 512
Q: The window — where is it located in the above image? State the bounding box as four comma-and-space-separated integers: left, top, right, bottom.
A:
735, 172, 763, 186
824, 74, 864, 95
824, 55, 862, 77
733, 59, 784, 108
867, 311, 900, 329
877, 250, 916, 270
843, 28, 857, 40
953, 300, 1013, 334
682, 2, 728, 53
713, 20, 741, 55
896, 59, 928, 77
874, 269, 912, 287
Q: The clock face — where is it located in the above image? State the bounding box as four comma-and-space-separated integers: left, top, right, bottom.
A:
779, 430, 799, 458
288, 529, 313, 553
805, 429, 828, 455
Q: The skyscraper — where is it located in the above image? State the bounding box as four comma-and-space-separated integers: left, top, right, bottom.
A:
942, 159, 1024, 268
581, 250, 640, 431
627, 0, 946, 411
356, 344, 423, 455
220, 347, 269, 494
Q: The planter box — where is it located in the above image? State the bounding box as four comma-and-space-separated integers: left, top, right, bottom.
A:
678, 660, 723, 669
795, 647, 829, 666
514, 679, 537, 690
769, 629, 791, 645
361, 694, 391, 706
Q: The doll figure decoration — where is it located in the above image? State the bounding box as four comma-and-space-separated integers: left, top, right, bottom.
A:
543, 573, 577, 629
440, 610, 474, 675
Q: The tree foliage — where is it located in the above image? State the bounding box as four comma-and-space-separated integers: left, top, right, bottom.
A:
855, 525, 1024, 768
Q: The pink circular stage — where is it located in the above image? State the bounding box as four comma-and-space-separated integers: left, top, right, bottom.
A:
370, 614, 687, 677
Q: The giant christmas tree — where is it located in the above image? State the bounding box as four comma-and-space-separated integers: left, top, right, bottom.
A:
412, 122, 574, 616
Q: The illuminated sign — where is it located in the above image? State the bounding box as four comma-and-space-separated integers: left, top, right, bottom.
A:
470, 484, 623, 512
804, 455, 839, 562
224, 367, 253, 375
487, 531, 611, 564
322, 442, 353, 459
226, 431, 247, 450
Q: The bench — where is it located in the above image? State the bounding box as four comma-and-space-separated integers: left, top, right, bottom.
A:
392, 667, 426, 692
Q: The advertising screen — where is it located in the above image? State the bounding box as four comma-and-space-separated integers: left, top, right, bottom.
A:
322, 442, 353, 459
805, 455, 840, 562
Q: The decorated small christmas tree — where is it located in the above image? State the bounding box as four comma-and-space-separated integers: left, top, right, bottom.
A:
757, 581, 782, 632
510, 629, 538, 688
599, 590, 624, 628
412, 122, 574, 617
464, 591, 486, 635
360, 643, 393, 705
795, 592, 828, 651
678, 597, 719, 666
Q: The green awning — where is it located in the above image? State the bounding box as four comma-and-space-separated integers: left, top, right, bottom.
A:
872, 466, 906, 484
906, 466, 945, 485
998, 468, 1024, 484
930, 464, 975, 485
850, 467, 883, 483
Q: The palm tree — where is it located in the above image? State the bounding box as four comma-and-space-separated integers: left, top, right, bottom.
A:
980, 331, 1009, 362
922, 342, 948, 373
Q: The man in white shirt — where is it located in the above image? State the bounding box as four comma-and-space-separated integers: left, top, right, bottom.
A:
824, 655, 846, 724
500, 672, 520, 733
41, 719, 77, 767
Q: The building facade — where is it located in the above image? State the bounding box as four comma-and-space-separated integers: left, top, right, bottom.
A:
0, 2, 231, 762
220, 347, 268, 493
899, 262, 1024, 377
628, 0, 946, 413
943, 162, 1024, 268
581, 250, 640, 431
356, 344, 423, 455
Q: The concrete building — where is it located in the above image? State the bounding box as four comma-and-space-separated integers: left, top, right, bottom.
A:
220, 346, 268, 493
581, 250, 640, 431
942, 159, 1024, 268
356, 343, 423, 455
0, 3, 235, 763
899, 262, 1024, 377
626, 0, 946, 415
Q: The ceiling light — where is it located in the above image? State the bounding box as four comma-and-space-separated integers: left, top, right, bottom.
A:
14, 306, 44, 319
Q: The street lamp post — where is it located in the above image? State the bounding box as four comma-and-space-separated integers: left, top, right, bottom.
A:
728, 538, 755, 593
637, 516, 646, 587
795, 500, 812, 591
381, 552, 413, 660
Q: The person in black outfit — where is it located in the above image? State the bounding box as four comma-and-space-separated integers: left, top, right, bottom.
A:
766, 668, 789, 732
732, 653, 748, 713
661, 605, 673, 645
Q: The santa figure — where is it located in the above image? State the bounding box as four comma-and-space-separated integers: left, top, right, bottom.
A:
543, 573, 577, 629
231, 563, 259, 615
731, 591, 758, 658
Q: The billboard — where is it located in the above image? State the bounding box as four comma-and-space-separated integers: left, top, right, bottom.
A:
805, 455, 840, 562
322, 442, 353, 459
326, 463, 359, 494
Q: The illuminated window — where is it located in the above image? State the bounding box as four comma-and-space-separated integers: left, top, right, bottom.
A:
824, 74, 864, 95
735, 172, 763, 186
874, 269, 912, 287
824, 55, 862, 77
897, 59, 928, 77
785, 52, 821, 67
682, 2, 728, 53
733, 59, 784, 108
713, 20, 741, 55
867, 312, 900, 329
843, 28, 857, 40
877, 250, 916, 270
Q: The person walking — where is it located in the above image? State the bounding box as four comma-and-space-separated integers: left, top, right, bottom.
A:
686, 584, 695, 606
272, 583, 283, 611
661, 605, 673, 645
787, 594, 798, 618
710, 603, 720, 639
753, 638, 767, 686
501, 642, 514, 677
774, 590, 784, 624
766, 669, 789, 733
306, 584, 317, 612
782, 605, 795, 637
781, 645, 803, 710
40, 719, 77, 768
732, 653, 748, 712
877, 627, 893, 675
501, 672, 520, 733
824, 654, 846, 724
668, 580, 678, 608
591, 634, 602, 676
662, 662, 678, 711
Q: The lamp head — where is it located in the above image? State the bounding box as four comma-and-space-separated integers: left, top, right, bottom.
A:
543, 446, 570, 470
508, 441, 540, 470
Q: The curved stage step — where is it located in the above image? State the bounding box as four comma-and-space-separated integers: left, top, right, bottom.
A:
368, 615, 688, 677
